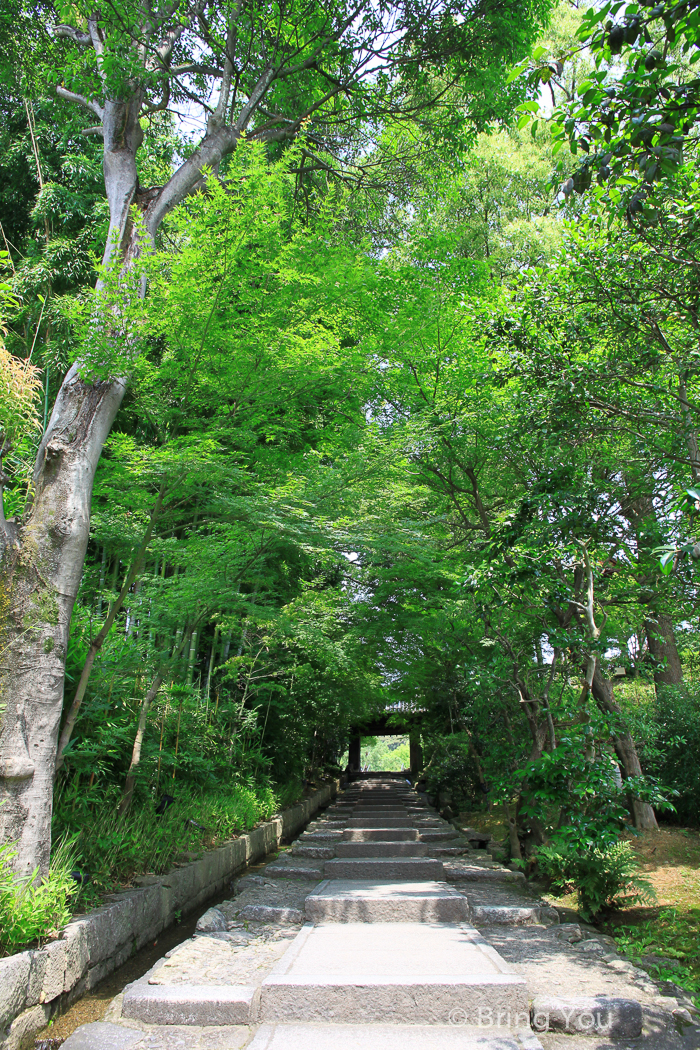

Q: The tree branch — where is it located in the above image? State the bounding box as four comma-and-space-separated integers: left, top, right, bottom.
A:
56, 85, 104, 120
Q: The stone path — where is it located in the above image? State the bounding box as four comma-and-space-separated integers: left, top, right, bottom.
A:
61, 779, 700, 1050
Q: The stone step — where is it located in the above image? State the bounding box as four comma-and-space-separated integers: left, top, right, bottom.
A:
265, 863, 324, 880
335, 841, 428, 857
419, 830, 462, 841
343, 827, 419, 841
122, 980, 256, 1025
291, 845, 336, 859
258, 922, 528, 1024
324, 857, 444, 880
346, 818, 418, 828
332, 808, 417, 817
247, 1024, 542, 1050
428, 846, 473, 857
350, 810, 411, 818
305, 880, 469, 923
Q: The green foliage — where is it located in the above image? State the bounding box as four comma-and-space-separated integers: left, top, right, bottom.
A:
648, 686, 700, 825
0, 836, 78, 956
423, 734, 481, 807
614, 907, 700, 1001
53, 780, 284, 899
537, 839, 656, 922
352, 736, 410, 772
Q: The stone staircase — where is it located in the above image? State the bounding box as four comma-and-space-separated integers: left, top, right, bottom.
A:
61, 778, 668, 1050
115, 778, 541, 1048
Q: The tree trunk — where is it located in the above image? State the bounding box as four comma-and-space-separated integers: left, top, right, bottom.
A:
119, 674, 163, 815
55, 490, 163, 771
644, 613, 683, 687
0, 96, 144, 876
0, 373, 127, 878
590, 662, 658, 830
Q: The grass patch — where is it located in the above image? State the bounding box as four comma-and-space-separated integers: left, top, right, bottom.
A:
455, 805, 508, 839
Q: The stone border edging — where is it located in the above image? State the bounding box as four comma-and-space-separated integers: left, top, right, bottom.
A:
0, 780, 339, 1050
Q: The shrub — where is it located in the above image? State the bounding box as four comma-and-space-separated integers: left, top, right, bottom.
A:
52, 779, 288, 900
536, 838, 656, 922
0, 837, 79, 956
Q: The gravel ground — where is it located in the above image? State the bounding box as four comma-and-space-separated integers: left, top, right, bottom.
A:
479, 923, 700, 1050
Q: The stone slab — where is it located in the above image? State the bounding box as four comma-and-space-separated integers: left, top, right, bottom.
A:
265, 864, 324, 880
350, 809, 411, 815
343, 828, 418, 841
471, 906, 540, 926
325, 857, 444, 880
248, 1024, 540, 1049
530, 995, 643, 1037
61, 1021, 144, 1050
305, 880, 470, 923
446, 865, 525, 883
335, 841, 428, 857
291, 845, 336, 859
259, 922, 527, 1023
121, 980, 257, 1025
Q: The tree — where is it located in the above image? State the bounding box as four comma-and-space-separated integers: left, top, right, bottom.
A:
0, 0, 553, 877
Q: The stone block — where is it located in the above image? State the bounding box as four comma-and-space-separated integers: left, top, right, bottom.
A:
343, 828, 418, 842
259, 920, 526, 1024
121, 980, 258, 1025
61, 1020, 144, 1049
265, 864, 323, 880
335, 842, 427, 858
305, 880, 470, 923
62, 921, 90, 992
290, 846, 335, 859
66, 974, 88, 1006
25, 949, 47, 1009
81, 898, 135, 965
445, 864, 525, 883
346, 818, 416, 828
5, 1002, 51, 1050
530, 996, 643, 1037
195, 907, 227, 933
0, 952, 31, 1030
39, 939, 67, 1002
324, 857, 444, 880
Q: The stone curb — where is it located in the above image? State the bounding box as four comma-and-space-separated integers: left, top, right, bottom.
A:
0, 780, 339, 1050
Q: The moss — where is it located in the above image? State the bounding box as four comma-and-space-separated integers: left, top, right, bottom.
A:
43, 636, 55, 654
23, 586, 60, 630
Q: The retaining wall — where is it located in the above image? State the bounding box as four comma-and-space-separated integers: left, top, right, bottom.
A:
0, 780, 338, 1050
